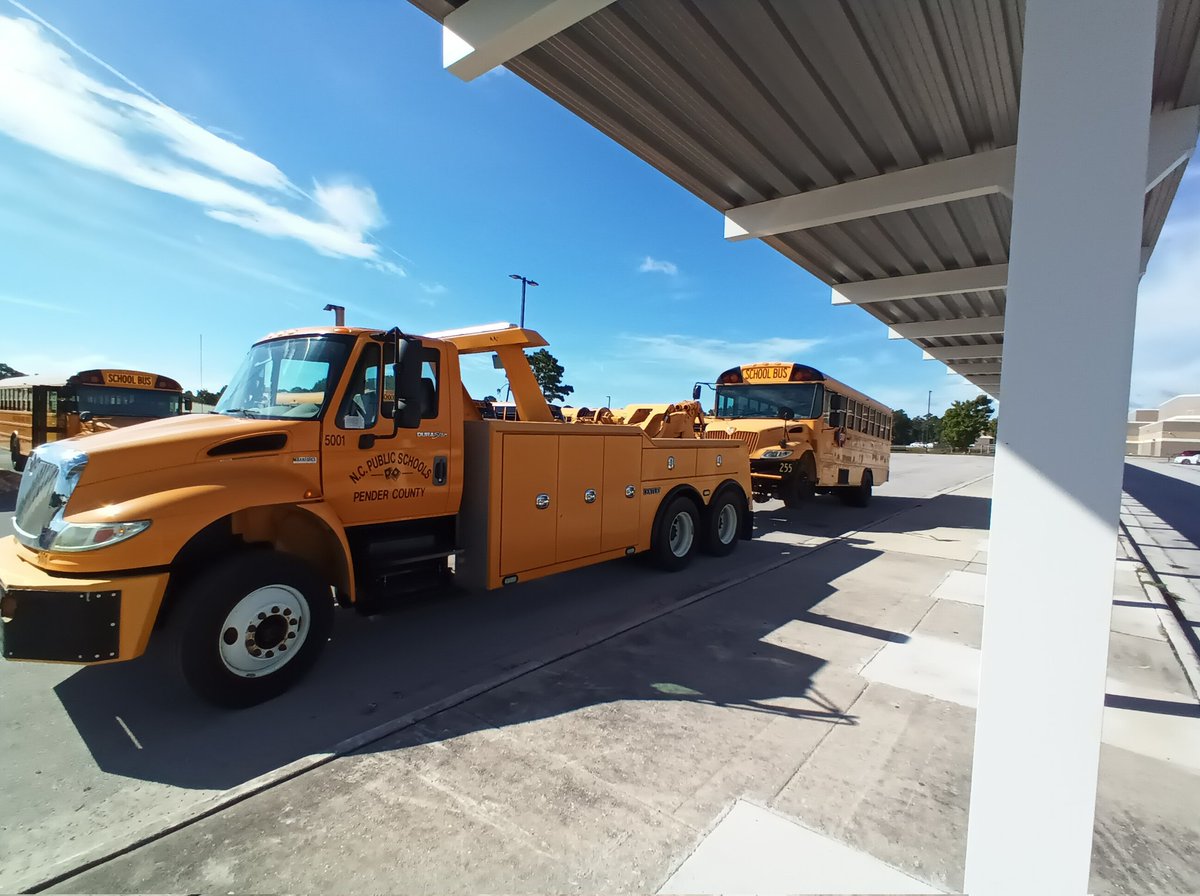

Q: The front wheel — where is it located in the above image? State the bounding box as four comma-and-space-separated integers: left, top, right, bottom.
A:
701, 490, 745, 556
176, 551, 334, 707
650, 495, 700, 571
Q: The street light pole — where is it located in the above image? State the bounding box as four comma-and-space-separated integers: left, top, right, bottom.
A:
926, 389, 932, 452
509, 274, 539, 328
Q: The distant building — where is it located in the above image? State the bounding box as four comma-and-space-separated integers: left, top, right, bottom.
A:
1126, 395, 1200, 456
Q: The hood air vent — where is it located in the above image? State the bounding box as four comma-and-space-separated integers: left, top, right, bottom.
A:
207, 433, 288, 457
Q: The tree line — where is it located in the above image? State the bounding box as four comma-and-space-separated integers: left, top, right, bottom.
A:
890, 395, 997, 450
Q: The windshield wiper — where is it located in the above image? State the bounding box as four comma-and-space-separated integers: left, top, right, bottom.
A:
219, 407, 263, 418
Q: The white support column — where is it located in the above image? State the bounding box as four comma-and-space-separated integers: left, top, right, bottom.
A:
887, 315, 1005, 340
949, 362, 1002, 376
1145, 105, 1200, 192
725, 148, 1016, 240
443, 0, 616, 82
963, 2, 1156, 895
832, 263, 1008, 305
923, 344, 1004, 361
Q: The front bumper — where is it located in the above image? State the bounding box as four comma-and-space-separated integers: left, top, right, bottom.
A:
0, 536, 169, 664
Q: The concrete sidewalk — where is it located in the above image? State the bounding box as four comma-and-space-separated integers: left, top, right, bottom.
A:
50, 474, 1200, 895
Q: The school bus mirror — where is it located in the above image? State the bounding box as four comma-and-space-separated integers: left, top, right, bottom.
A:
79, 411, 93, 424
183, 396, 193, 411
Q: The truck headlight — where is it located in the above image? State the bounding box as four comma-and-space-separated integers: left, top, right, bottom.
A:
46, 520, 152, 552
761, 449, 793, 459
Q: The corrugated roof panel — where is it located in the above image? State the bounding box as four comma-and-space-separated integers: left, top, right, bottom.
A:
408, 0, 1197, 367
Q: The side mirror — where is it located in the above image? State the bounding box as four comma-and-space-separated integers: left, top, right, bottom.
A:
79, 411, 93, 423
183, 397, 193, 411
393, 334, 424, 429
692, 384, 702, 401
778, 406, 794, 421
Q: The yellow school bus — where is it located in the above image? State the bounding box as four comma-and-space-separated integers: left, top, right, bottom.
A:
699, 362, 892, 507
1, 369, 186, 471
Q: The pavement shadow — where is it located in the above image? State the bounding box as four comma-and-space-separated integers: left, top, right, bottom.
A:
345, 536, 887, 766
52, 508, 899, 791
1123, 462, 1200, 548
752, 492, 990, 545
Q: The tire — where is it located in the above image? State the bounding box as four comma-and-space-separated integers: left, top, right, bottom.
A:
10, 434, 25, 473
781, 452, 816, 508
650, 495, 700, 571
839, 470, 873, 508
176, 550, 334, 707
701, 489, 744, 556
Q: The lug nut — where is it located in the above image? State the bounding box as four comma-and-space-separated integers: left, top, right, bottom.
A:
257, 612, 266, 620
279, 644, 287, 652
283, 608, 292, 617
265, 650, 274, 658
247, 624, 257, 633
287, 631, 296, 639
271, 606, 279, 614
289, 618, 298, 626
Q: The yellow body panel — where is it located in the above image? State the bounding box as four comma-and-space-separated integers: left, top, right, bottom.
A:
0, 538, 168, 662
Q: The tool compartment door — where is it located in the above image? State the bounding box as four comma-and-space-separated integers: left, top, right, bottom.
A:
601, 435, 641, 552
556, 435, 604, 563
500, 433, 559, 575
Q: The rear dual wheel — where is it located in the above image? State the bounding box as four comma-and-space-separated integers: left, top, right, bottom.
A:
650, 490, 745, 570
838, 470, 873, 508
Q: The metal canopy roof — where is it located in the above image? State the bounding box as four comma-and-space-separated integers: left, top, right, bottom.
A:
410, 0, 1200, 399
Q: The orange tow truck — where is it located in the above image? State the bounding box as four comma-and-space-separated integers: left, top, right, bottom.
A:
0, 323, 751, 705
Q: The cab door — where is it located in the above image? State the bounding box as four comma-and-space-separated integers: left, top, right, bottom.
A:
322, 339, 454, 526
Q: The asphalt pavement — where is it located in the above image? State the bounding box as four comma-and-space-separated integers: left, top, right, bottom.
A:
0, 454, 991, 892
23, 453, 1198, 895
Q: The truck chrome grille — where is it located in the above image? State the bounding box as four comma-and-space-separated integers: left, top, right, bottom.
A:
703, 430, 760, 453
14, 454, 59, 540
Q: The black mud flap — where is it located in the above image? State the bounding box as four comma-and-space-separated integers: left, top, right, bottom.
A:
1, 587, 121, 662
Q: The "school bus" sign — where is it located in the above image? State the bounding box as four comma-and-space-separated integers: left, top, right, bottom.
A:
740, 364, 793, 383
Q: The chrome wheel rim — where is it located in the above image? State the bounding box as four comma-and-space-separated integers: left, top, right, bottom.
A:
218, 584, 309, 678
716, 503, 738, 544
668, 510, 695, 557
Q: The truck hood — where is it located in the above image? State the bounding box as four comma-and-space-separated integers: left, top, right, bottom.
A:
41, 414, 317, 486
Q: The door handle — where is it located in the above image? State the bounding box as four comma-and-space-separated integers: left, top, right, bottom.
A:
433, 455, 447, 486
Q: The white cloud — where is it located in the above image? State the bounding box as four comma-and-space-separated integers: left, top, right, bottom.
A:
1131, 206, 1200, 408
0, 293, 78, 314
639, 256, 679, 276
622, 333, 824, 375
0, 14, 400, 270
420, 282, 448, 295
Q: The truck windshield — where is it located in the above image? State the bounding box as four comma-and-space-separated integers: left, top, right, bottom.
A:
715, 383, 824, 420
216, 336, 352, 420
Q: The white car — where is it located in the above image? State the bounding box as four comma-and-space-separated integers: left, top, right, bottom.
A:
1170, 451, 1200, 465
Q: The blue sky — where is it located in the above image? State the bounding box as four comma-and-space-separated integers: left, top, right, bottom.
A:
0, 1, 1194, 417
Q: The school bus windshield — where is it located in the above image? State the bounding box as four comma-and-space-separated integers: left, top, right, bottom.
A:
715, 383, 824, 420
76, 385, 181, 417
216, 336, 352, 420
